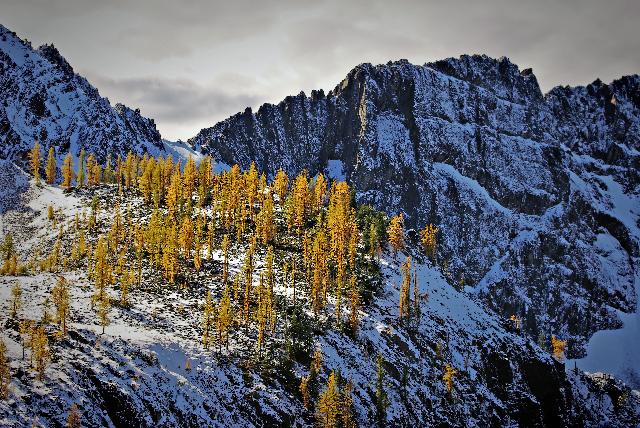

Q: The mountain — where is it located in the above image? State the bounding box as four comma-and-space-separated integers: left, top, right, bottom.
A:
0, 162, 638, 427
189, 56, 640, 365
0, 24, 165, 166
1, 22, 639, 426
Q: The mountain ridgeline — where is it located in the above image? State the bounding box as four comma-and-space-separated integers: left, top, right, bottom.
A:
0, 24, 164, 165
189, 56, 640, 358
1, 22, 640, 427
1, 23, 639, 362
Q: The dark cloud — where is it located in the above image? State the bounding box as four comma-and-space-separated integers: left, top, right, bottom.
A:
1, 0, 639, 139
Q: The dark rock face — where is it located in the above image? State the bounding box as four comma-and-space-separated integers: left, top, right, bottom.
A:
190, 55, 640, 357
0, 24, 164, 165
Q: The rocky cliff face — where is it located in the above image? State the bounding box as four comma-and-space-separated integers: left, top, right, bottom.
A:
190, 56, 640, 358
1, 170, 638, 427
0, 25, 164, 165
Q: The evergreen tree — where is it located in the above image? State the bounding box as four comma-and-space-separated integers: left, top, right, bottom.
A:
29, 141, 42, 184
221, 234, 231, 285
399, 257, 411, 322
348, 274, 360, 335
300, 375, 311, 410
202, 290, 215, 349
341, 380, 357, 428
93, 237, 112, 334
103, 154, 114, 184
217, 285, 233, 350
369, 223, 381, 259
45, 147, 56, 185
374, 352, 389, 424
0, 339, 10, 399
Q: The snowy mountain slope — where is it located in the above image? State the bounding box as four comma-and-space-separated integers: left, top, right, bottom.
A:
1, 174, 638, 427
189, 56, 640, 366
0, 24, 165, 166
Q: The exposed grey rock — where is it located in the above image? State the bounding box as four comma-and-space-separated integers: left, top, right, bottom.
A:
190, 55, 640, 357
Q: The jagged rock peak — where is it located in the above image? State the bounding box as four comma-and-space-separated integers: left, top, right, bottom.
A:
428, 54, 543, 102
0, 23, 165, 163
329, 55, 544, 104
36, 43, 74, 75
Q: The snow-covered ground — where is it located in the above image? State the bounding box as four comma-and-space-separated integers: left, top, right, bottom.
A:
570, 265, 640, 389
1, 167, 639, 426
566, 153, 640, 391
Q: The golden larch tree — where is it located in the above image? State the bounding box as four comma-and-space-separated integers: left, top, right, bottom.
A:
387, 213, 405, 256
182, 155, 197, 201
62, 152, 74, 189
51, 276, 71, 335
316, 371, 340, 427
341, 380, 357, 428
551, 335, 567, 362
217, 284, 233, 350
45, 147, 56, 185
179, 216, 194, 257
420, 223, 438, 260
443, 364, 457, 397
221, 234, 231, 284
29, 141, 42, 184
256, 191, 276, 245
32, 326, 50, 380
273, 168, 289, 203
93, 237, 112, 334
10, 281, 22, 318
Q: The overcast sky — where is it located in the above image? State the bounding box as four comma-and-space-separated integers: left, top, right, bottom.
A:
2, 0, 639, 140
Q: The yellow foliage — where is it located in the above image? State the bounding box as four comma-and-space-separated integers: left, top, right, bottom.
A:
387, 214, 405, 255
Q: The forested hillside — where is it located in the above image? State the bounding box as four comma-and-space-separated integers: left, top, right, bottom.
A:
1, 151, 638, 426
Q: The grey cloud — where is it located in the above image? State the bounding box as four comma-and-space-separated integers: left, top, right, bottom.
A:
2, 0, 639, 139
86, 73, 261, 139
